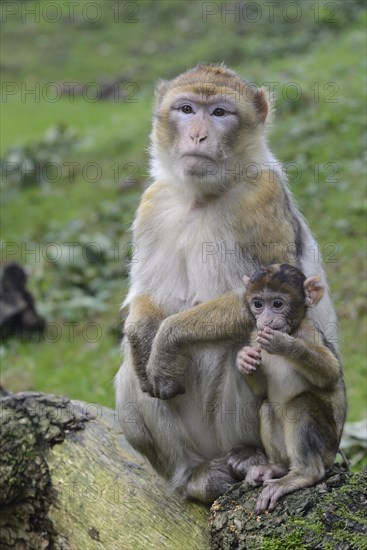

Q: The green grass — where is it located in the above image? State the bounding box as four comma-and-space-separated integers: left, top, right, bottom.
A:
0, 289, 124, 407
1, 1, 366, 421
1, 94, 152, 156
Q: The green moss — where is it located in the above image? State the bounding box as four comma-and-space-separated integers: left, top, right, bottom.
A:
262, 528, 307, 549
211, 470, 367, 549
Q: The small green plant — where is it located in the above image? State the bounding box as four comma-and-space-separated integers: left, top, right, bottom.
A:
2, 125, 79, 188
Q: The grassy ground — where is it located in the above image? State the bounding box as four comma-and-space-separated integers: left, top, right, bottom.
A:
1, 1, 366, 419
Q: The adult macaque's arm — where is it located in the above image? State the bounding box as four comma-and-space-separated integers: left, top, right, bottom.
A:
124, 294, 166, 392
146, 290, 252, 399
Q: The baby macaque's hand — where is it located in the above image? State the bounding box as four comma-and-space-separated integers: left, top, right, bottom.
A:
236, 346, 261, 374
256, 326, 292, 354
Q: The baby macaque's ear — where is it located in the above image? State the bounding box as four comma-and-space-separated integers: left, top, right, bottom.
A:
304, 275, 324, 307
242, 275, 250, 287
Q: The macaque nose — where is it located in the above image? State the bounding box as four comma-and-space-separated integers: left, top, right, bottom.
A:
190, 133, 207, 145
190, 118, 208, 145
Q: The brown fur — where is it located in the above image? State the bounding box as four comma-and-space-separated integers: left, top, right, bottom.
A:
238, 265, 346, 512
115, 64, 342, 504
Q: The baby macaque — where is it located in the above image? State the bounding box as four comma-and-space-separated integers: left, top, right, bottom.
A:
237, 264, 346, 513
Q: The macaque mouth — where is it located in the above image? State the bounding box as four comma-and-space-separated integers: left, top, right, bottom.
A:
261, 321, 288, 332
181, 153, 216, 162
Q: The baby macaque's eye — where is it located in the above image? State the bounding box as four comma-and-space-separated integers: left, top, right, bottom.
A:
273, 300, 283, 309
254, 300, 263, 309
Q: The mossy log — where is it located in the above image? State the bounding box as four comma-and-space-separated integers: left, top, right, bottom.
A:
210, 467, 367, 549
1, 390, 366, 550
0, 391, 209, 550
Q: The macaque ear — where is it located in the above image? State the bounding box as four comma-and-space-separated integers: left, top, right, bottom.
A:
254, 87, 274, 124
254, 88, 269, 123
242, 275, 250, 287
304, 276, 324, 307
154, 79, 170, 108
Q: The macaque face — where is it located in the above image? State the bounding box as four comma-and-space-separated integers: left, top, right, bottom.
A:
244, 264, 323, 334
249, 290, 293, 333
150, 65, 269, 196
168, 95, 240, 182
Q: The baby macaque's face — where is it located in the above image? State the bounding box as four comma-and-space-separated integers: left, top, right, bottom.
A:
244, 264, 324, 334
248, 290, 291, 333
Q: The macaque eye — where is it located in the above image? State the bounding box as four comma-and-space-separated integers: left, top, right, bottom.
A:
253, 300, 263, 309
273, 300, 283, 309
212, 107, 226, 117
180, 105, 193, 114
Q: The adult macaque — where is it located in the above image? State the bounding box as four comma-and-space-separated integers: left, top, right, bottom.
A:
236, 264, 346, 512
115, 64, 340, 502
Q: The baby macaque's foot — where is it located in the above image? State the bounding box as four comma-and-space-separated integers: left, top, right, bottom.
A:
236, 346, 261, 374
227, 446, 267, 480
255, 483, 283, 513
245, 464, 275, 486
246, 463, 288, 486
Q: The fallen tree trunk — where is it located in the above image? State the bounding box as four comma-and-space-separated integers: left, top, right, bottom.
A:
1, 391, 366, 550
0, 391, 209, 550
